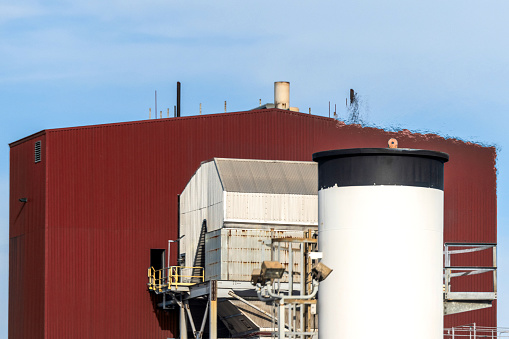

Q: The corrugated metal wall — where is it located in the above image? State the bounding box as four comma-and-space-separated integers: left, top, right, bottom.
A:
225, 192, 317, 225
205, 228, 305, 281
9, 108, 497, 338
180, 160, 224, 268
9, 133, 46, 339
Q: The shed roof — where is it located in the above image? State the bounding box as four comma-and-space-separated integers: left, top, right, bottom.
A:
214, 158, 317, 195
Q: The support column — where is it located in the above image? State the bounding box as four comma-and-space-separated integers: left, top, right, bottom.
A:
278, 302, 285, 339
209, 280, 217, 339
180, 300, 188, 339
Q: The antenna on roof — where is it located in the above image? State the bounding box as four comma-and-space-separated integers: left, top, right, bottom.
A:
176, 82, 181, 117
155, 90, 157, 119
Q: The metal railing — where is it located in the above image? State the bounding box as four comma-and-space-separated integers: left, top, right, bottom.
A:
147, 266, 204, 292
444, 324, 509, 338
444, 243, 497, 300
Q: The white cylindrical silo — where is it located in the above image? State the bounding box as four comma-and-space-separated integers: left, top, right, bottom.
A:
274, 81, 290, 109
313, 148, 448, 339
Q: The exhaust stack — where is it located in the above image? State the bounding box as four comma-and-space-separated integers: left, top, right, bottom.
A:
274, 82, 290, 109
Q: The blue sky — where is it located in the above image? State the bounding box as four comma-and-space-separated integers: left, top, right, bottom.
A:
1, 0, 508, 336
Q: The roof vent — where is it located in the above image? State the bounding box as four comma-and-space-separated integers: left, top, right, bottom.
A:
34, 141, 41, 163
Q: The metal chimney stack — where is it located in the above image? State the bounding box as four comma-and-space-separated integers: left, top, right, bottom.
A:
274, 82, 290, 109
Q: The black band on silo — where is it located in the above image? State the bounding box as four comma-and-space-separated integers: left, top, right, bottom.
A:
312, 148, 449, 190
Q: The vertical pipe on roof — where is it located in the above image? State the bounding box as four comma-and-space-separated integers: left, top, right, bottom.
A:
177, 82, 181, 117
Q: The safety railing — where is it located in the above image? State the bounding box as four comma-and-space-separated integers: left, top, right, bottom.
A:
147, 266, 204, 293
444, 243, 497, 301
444, 323, 509, 338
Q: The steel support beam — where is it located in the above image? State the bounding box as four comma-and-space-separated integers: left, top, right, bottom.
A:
180, 300, 188, 339
444, 301, 492, 315
209, 280, 217, 339
278, 302, 285, 339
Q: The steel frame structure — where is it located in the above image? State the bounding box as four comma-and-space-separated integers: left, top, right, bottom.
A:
443, 243, 497, 315
256, 233, 320, 339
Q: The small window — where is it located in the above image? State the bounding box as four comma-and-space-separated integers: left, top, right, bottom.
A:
34, 141, 41, 163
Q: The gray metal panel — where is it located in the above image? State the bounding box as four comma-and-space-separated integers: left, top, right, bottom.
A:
223, 300, 317, 333
204, 229, 222, 281
217, 300, 260, 337
215, 158, 317, 195
229, 300, 275, 330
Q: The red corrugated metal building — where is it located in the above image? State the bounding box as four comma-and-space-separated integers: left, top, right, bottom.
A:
9, 108, 497, 338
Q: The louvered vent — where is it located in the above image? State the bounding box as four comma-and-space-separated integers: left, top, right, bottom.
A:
34, 141, 41, 163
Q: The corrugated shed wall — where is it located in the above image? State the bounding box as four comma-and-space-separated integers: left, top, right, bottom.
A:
9, 133, 46, 339
224, 192, 317, 225
9, 108, 497, 338
180, 160, 224, 268
205, 228, 305, 281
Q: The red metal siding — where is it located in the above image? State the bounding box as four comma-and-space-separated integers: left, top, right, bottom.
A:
9, 133, 46, 339
10, 109, 497, 338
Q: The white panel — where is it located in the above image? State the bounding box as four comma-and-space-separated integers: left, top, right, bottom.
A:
206, 161, 224, 232
225, 192, 317, 226
318, 186, 443, 339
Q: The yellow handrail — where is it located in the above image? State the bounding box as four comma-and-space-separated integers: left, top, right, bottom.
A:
147, 266, 204, 292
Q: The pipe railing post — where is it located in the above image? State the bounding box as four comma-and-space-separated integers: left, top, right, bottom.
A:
278, 302, 285, 339
289, 243, 293, 296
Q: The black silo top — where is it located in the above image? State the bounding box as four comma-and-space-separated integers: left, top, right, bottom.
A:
312, 148, 449, 190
